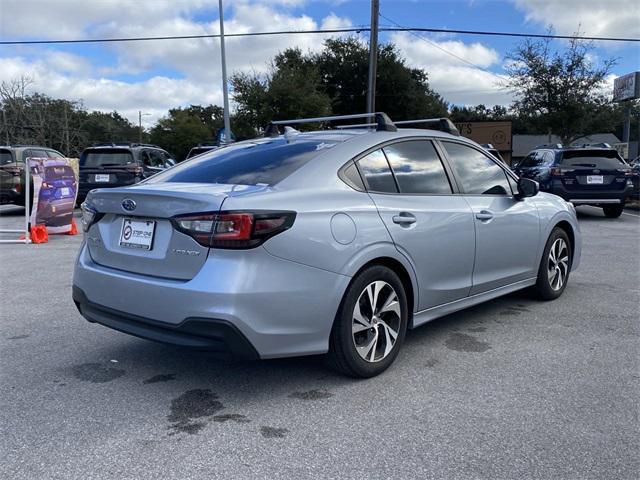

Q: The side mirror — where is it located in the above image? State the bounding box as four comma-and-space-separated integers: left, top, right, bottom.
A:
515, 177, 539, 199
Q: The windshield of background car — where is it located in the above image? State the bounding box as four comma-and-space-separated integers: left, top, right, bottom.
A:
45, 166, 75, 180
146, 138, 339, 186
80, 149, 135, 167
560, 150, 626, 169
0, 149, 12, 164
187, 147, 214, 158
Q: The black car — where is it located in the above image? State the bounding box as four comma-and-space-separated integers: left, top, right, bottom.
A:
629, 156, 640, 200
185, 142, 219, 160
0, 145, 66, 206
514, 144, 634, 218
78, 143, 175, 204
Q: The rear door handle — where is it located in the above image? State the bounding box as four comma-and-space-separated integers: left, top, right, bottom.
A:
475, 210, 494, 221
392, 213, 416, 225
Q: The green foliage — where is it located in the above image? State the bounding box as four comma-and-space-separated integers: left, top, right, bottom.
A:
231, 38, 448, 132
149, 105, 224, 160
505, 36, 617, 144
315, 38, 448, 120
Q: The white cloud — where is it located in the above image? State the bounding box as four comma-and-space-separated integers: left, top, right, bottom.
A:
511, 0, 640, 39
0, 0, 517, 125
391, 32, 513, 106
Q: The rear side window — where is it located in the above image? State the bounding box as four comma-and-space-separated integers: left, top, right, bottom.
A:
441, 141, 511, 195
561, 150, 626, 169
81, 149, 134, 167
45, 166, 75, 179
0, 149, 12, 165
383, 140, 452, 194
357, 149, 397, 193
47, 150, 65, 159
146, 138, 338, 186
520, 151, 553, 168
24, 149, 47, 160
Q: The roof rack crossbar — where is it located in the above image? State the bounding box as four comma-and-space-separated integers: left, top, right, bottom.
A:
393, 118, 460, 136
265, 112, 397, 137
534, 143, 563, 149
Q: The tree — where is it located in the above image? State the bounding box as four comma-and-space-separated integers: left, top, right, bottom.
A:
149, 105, 224, 160
231, 38, 448, 133
315, 38, 448, 120
505, 35, 617, 144
231, 48, 332, 136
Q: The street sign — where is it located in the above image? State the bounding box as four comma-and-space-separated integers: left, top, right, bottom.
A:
454, 121, 513, 164
613, 72, 640, 102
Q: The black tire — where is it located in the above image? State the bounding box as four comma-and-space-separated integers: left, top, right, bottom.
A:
602, 204, 624, 218
328, 265, 408, 378
534, 227, 572, 301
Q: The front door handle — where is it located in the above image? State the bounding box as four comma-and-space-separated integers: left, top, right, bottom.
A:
475, 210, 494, 221
392, 213, 416, 225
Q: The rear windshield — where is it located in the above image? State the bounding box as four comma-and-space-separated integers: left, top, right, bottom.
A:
0, 149, 12, 165
147, 138, 338, 186
45, 166, 75, 179
561, 150, 626, 169
81, 149, 134, 167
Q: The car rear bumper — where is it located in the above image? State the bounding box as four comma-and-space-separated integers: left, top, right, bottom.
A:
549, 183, 632, 204
73, 286, 259, 359
72, 243, 350, 359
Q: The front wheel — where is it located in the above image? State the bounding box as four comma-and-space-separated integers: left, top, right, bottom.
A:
534, 228, 572, 301
328, 265, 408, 378
603, 204, 624, 218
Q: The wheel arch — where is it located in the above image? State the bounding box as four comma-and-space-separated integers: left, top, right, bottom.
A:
553, 220, 575, 265
345, 256, 417, 328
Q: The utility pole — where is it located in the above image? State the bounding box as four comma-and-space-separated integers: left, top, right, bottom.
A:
138, 110, 143, 144
218, 0, 232, 144
366, 0, 380, 115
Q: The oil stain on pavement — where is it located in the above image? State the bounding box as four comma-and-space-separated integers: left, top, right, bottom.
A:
167, 389, 224, 435
288, 389, 333, 401
212, 414, 250, 424
260, 426, 289, 438
143, 373, 176, 384
72, 363, 125, 383
7, 334, 30, 340
445, 333, 491, 353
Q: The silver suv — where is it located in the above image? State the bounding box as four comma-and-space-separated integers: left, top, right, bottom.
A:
73, 114, 581, 377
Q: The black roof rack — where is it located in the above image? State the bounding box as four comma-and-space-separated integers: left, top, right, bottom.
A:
195, 142, 219, 147
394, 118, 460, 136
264, 112, 397, 137
89, 142, 160, 148
336, 117, 460, 137
568, 142, 612, 149
534, 143, 563, 150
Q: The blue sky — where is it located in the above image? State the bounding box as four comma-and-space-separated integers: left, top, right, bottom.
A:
1, 0, 638, 125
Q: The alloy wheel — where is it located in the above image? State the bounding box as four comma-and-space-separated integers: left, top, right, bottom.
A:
547, 238, 569, 291
352, 280, 401, 363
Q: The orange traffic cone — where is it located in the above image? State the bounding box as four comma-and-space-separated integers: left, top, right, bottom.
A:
67, 218, 78, 235
19, 224, 48, 243
30, 224, 49, 243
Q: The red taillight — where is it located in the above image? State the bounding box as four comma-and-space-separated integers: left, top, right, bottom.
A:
172, 211, 295, 249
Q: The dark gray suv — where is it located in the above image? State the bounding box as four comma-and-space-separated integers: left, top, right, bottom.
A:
78, 143, 175, 205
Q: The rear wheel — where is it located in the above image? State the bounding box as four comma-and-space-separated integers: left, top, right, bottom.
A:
602, 204, 624, 218
328, 265, 408, 378
534, 228, 572, 301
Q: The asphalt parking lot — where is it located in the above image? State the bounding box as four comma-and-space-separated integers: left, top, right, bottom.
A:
1, 205, 639, 480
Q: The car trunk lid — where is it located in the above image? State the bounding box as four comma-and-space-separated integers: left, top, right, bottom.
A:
84, 182, 268, 280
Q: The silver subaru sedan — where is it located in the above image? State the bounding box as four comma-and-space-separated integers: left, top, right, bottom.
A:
73, 114, 581, 378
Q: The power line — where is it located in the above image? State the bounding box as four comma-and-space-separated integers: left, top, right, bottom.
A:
1, 26, 638, 46
379, 13, 506, 83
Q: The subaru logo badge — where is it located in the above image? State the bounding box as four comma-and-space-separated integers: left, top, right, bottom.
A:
122, 199, 136, 211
